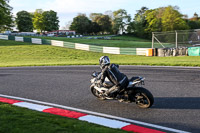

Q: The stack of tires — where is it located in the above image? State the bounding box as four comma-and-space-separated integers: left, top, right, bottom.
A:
157, 47, 188, 57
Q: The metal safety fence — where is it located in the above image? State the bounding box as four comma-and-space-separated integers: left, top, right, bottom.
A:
152, 30, 200, 48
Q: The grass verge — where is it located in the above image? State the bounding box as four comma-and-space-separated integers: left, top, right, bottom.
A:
0, 39, 200, 67
0, 103, 128, 133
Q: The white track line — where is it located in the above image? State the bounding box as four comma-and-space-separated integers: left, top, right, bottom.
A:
0, 94, 190, 133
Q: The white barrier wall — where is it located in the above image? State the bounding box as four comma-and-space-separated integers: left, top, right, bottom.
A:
0, 35, 8, 40
51, 40, 64, 47
31, 38, 42, 44
103, 47, 120, 54
75, 43, 89, 51
136, 48, 149, 55
15, 36, 23, 42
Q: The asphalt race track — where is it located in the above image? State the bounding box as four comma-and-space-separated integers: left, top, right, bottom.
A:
0, 66, 199, 132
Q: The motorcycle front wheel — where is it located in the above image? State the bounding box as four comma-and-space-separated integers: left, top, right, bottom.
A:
133, 87, 154, 108
90, 85, 106, 100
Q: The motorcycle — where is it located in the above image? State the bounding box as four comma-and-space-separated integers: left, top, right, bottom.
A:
90, 71, 154, 108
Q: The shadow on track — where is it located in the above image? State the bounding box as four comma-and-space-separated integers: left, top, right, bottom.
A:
0, 74, 13, 77
153, 97, 200, 109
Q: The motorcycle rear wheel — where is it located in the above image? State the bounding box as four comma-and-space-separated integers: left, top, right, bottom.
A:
133, 87, 154, 108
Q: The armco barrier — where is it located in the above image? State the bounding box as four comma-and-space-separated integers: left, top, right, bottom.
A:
42, 39, 51, 45
103, 47, 120, 54
63, 42, 75, 49
8, 35, 15, 40
136, 48, 147, 55
15, 36, 24, 42
1, 35, 150, 55
51, 40, 64, 47
75, 43, 89, 51
24, 37, 32, 43
89, 45, 103, 53
120, 48, 136, 55
0, 35, 8, 40
31, 38, 42, 44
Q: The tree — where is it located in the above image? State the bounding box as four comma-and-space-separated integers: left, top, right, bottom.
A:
70, 14, 91, 34
16, 11, 33, 32
104, 10, 114, 21
42, 10, 59, 32
161, 6, 189, 31
89, 13, 112, 34
133, 7, 148, 37
187, 20, 200, 29
113, 9, 131, 34
32, 9, 59, 32
145, 8, 163, 33
132, 6, 189, 38
32, 9, 44, 32
90, 22, 101, 34
0, 0, 13, 31
89, 13, 103, 22
95, 15, 112, 34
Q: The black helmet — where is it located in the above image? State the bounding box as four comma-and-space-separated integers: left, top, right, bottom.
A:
99, 56, 110, 69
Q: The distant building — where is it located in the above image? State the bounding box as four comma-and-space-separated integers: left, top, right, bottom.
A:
47, 30, 76, 36
189, 12, 200, 21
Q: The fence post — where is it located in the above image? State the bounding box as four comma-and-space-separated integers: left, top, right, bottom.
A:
152, 32, 154, 48
175, 30, 178, 48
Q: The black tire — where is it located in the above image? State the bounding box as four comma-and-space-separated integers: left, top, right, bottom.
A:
133, 87, 154, 108
90, 85, 106, 100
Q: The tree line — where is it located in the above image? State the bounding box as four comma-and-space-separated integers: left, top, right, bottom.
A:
0, 0, 13, 31
15, 9, 59, 33
69, 6, 200, 38
69, 9, 131, 35
0, 0, 59, 33
1, 0, 200, 39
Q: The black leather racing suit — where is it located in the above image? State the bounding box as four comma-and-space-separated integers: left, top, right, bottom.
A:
99, 64, 129, 96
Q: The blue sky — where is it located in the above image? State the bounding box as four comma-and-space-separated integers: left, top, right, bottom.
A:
10, 0, 200, 29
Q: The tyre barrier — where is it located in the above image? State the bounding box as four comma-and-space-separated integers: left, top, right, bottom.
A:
156, 47, 188, 57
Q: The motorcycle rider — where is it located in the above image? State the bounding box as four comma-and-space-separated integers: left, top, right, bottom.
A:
97, 56, 129, 98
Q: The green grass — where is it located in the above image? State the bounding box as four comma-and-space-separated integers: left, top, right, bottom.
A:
0, 103, 128, 133
111, 35, 150, 42
0, 39, 200, 67
23, 35, 153, 48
